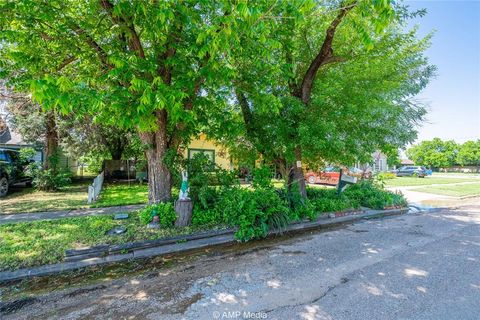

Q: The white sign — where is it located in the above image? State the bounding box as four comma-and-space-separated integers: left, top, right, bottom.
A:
340, 174, 357, 184
296, 161, 302, 168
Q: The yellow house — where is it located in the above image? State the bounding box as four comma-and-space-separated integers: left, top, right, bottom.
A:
184, 134, 233, 170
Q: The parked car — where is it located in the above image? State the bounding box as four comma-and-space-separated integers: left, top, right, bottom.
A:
0, 149, 33, 197
305, 167, 371, 186
305, 167, 340, 185
395, 166, 427, 178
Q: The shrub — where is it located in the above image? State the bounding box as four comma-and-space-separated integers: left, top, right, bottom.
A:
251, 166, 273, 189
139, 202, 177, 227
310, 196, 359, 213
307, 187, 338, 200
23, 151, 72, 191
191, 206, 221, 227
377, 172, 396, 180
267, 209, 290, 233
306, 187, 359, 215
276, 181, 317, 222
217, 187, 289, 241
373, 171, 396, 189
343, 181, 407, 209
194, 186, 220, 211
28, 166, 71, 191
292, 199, 316, 221
185, 153, 238, 207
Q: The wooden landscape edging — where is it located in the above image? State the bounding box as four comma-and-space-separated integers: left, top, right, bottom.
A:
64, 228, 234, 262
0, 207, 409, 283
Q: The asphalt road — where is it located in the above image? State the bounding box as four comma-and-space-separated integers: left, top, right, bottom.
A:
2, 204, 480, 320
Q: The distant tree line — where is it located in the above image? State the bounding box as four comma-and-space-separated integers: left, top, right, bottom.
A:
407, 138, 480, 168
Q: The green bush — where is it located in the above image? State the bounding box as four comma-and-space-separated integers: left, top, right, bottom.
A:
139, 202, 177, 227
307, 187, 338, 200
343, 181, 406, 209
28, 166, 72, 191
185, 153, 238, 208
251, 166, 273, 189
216, 187, 289, 241
310, 196, 359, 213
138, 177, 406, 242
23, 150, 72, 191
377, 172, 396, 180
283, 198, 313, 221
306, 187, 359, 214
191, 206, 221, 227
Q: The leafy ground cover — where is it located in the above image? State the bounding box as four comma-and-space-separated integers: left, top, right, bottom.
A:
0, 182, 149, 214
384, 177, 477, 187
0, 180, 406, 271
415, 183, 480, 197
179, 176, 406, 242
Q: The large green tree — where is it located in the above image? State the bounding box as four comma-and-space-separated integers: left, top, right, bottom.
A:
456, 140, 480, 167
0, 0, 274, 203
407, 138, 458, 168
228, 1, 433, 196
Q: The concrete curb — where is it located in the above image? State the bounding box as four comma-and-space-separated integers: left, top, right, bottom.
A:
0, 207, 408, 283
459, 194, 480, 200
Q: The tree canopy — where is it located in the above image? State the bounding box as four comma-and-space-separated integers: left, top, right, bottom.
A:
407, 138, 480, 168
220, 1, 433, 183
1, 0, 435, 202
456, 140, 480, 166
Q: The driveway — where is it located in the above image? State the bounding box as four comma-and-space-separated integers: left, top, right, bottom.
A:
2, 203, 479, 320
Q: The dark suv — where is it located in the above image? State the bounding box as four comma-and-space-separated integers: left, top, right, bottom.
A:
0, 149, 33, 197
396, 166, 427, 178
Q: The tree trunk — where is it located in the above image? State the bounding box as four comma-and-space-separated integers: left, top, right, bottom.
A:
44, 110, 59, 171
174, 199, 193, 227
140, 110, 172, 204
108, 137, 124, 160
287, 146, 307, 198
285, 3, 354, 200
273, 157, 288, 181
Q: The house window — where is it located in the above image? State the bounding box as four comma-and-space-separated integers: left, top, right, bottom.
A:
188, 148, 215, 169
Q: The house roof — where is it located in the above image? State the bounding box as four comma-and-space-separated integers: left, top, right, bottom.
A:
401, 159, 415, 165
0, 126, 30, 146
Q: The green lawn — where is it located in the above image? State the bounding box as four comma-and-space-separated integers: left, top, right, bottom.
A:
92, 183, 148, 207
415, 183, 480, 197
0, 182, 149, 214
0, 212, 219, 271
432, 172, 480, 176
0, 182, 90, 214
384, 177, 478, 187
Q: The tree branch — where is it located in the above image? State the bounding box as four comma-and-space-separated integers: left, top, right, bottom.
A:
99, 0, 145, 59
56, 56, 77, 72
297, 1, 356, 104
70, 23, 112, 68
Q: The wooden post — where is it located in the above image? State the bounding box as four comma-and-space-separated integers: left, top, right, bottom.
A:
174, 199, 193, 227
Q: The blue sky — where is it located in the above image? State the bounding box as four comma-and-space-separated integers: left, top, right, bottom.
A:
405, 0, 480, 143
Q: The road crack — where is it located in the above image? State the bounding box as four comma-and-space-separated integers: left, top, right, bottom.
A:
262, 277, 349, 314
